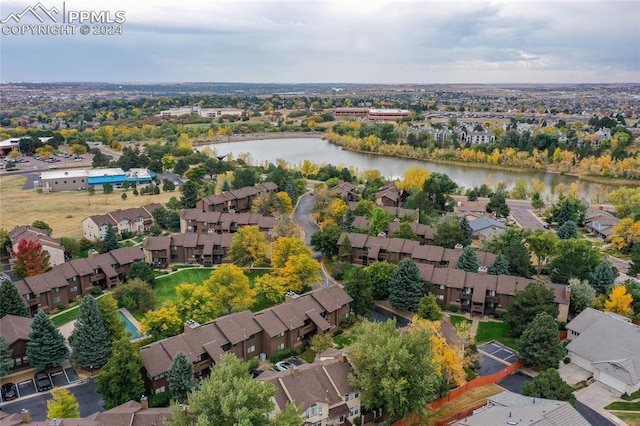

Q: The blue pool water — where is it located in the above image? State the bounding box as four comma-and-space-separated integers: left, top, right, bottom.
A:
117, 310, 142, 339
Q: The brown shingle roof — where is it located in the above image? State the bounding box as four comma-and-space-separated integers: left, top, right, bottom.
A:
0, 314, 32, 346
215, 311, 262, 345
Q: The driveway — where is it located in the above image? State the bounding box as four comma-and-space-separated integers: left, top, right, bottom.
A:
292, 192, 319, 246
558, 362, 592, 387
575, 382, 623, 426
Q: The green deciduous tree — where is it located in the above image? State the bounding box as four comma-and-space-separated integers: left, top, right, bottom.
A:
348, 320, 439, 422
390, 222, 417, 240
13, 239, 51, 279
26, 311, 69, 370
70, 295, 112, 370
629, 244, 640, 277
173, 158, 189, 177
505, 283, 559, 338
310, 225, 341, 258
204, 265, 254, 315
31, 220, 52, 233
0, 279, 30, 318
557, 220, 578, 240
47, 387, 80, 420
0, 336, 13, 378
271, 237, 311, 269
531, 191, 545, 210
343, 267, 374, 317
96, 337, 145, 409
423, 172, 458, 211
521, 368, 575, 405
433, 214, 471, 249
367, 261, 398, 300
517, 312, 565, 368
97, 294, 125, 342
549, 239, 603, 284
60, 237, 81, 259
417, 294, 443, 321
455, 246, 479, 272
526, 230, 558, 275
103, 224, 119, 252
486, 191, 510, 218
569, 278, 596, 315
228, 225, 268, 267
488, 228, 533, 278
487, 253, 510, 275
127, 261, 156, 287
113, 278, 157, 312
369, 208, 391, 236
168, 352, 194, 403
167, 353, 276, 426
389, 259, 423, 312
590, 262, 616, 295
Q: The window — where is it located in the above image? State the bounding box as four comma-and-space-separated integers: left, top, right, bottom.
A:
345, 392, 359, 401
349, 406, 360, 416
436, 295, 444, 301
439, 285, 445, 290
53, 287, 59, 293
247, 345, 255, 354
70, 286, 78, 292
155, 386, 165, 394
310, 421, 322, 426
277, 331, 285, 337
53, 297, 61, 303
306, 404, 323, 418
153, 373, 166, 380
277, 342, 285, 351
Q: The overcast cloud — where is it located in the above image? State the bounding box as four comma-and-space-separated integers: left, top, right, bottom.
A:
0, 0, 638, 83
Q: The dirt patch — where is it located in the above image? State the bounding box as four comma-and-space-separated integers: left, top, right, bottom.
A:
0, 175, 177, 238
426, 383, 503, 425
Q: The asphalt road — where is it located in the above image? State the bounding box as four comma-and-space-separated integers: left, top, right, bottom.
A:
497, 373, 615, 426
292, 192, 319, 246
0, 379, 103, 421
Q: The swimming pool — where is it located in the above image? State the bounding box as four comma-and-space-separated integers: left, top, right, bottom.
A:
117, 309, 142, 339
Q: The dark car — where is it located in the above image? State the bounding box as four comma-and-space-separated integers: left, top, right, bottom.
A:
1, 383, 17, 401
249, 369, 264, 378
34, 371, 52, 392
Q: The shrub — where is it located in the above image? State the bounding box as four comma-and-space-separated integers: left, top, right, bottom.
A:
340, 315, 357, 329
89, 287, 103, 296
332, 329, 344, 337
244, 357, 260, 371
149, 391, 171, 407
563, 356, 571, 364
447, 305, 459, 313
330, 262, 348, 280
269, 348, 299, 363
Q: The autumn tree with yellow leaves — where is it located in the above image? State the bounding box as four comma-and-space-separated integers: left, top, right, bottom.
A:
605, 286, 633, 317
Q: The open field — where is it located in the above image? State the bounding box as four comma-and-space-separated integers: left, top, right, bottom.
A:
0, 175, 178, 238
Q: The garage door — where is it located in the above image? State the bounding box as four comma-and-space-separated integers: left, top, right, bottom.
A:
598, 372, 626, 394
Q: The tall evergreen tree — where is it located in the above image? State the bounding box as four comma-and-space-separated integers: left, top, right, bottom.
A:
97, 294, 125, 342
388, 259, 423, 312
460, 217, 473, 240
70, 295, 112, 370
26, 311, 68, 370
168, 352, 194, 403
180, 180, 200, 209
557, 220, 578, 239
502, 228, 533, 278
455, 246, 479, 272
487, 253, 510, 275
96, 337, 145, 409
521, 368, 575, 405
517, 312, 566, 369
0, 279, 30, 318
590, 262, 616, 295
505, 283, 558, 338
343, 267, 374, 317
103, 224, 119, 252
0, 336, 13, 378
337, 234, 353, 263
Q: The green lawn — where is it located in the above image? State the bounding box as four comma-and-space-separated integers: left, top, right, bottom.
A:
51, 306, 81, 327
606, 401, 640, 411
449, 314, 472, 327
154, 267, 271, 308
475, 321, 517, 349
615, 412, 640, 426
333, 333, 357, 349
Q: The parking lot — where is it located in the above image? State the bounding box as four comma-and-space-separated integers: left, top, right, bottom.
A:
1, 367, 80, 402
478, 341, 519, 363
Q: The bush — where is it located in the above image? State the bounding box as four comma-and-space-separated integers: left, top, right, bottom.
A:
149, 391, 171, 407
330, 262, 348, 280
340, 315, 357, 329
332, 329, 344, 337
89, 287, 104, 296
269, 348, 299, 363
563, 356, 571, 364
244, 357, 260, 371
121, 231, 134, 240
445, 305, 459, 313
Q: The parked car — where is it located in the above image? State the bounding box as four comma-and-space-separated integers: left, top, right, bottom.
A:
34, 371, 52, 392
274, 361, 294, 372
289, 358, 304, 367
249, 369, 264, 378
1, 383, 17, 401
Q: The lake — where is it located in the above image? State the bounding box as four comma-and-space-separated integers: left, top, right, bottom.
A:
198, 137, 617, 201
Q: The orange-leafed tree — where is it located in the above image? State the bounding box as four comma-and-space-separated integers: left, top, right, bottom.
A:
13, 239, 51, 279
605, 286, 633, 317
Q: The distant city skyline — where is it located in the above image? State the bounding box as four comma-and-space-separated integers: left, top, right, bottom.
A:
0, 0, 638, 84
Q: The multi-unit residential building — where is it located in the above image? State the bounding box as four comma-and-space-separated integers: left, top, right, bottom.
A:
328, 181, 359, 202
179, 209, 276, 235
12, 247, 145, 315
196, 182, 278, 213
143, 233, 234, 268
82, 204, 162, 240
375, 183, 403, 207
139, 286, 352, 395
0, 314, 32, 370
258, 349, 362, 426
347, 202, 419, 222
351, 217, 436, 245
337, 232, 497, 268
464, 129, 496, 144
415, 263, 570, 322
9, 225, 66, 267
583, 206, 620, 240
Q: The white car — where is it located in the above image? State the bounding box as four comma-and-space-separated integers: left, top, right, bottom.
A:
274, 361, 294, 372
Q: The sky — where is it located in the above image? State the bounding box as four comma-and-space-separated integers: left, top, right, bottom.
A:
0, 0, 639, 84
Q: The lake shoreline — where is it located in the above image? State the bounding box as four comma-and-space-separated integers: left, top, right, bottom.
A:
194, 131, 320, 145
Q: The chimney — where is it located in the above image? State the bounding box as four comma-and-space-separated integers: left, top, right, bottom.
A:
454, 244, 463, 250
565, 285, 571, 302
141, 395, 148, 409
291, 366, 300, 377
338, 350, 348, 364
21, 409, 31, 423
285, 291, 300, 303
49, 420, 65, 426
184, 319, 201, 333
477, 266, 488, 274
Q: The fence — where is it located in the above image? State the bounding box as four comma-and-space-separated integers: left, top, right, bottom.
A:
436, 402, 487, 426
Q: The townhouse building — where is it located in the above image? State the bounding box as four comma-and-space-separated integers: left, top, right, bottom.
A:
347, 202, 419, 222
0, 314, 32, 370
328, 181, 359, 202
258, 349, 362, 426
583, 206, 620, 240
415, 263, 569, 322
82, 204, 162, 240
139, 286, 352, 395
179, 209, 276, 235
12, 247, 145, 315
375, 183, 403, 207
9, 226, 66, 267
143, 233, 234, 268
351, 217, 436, 245
196, 182, 278, 213
337, 232, 496, 268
